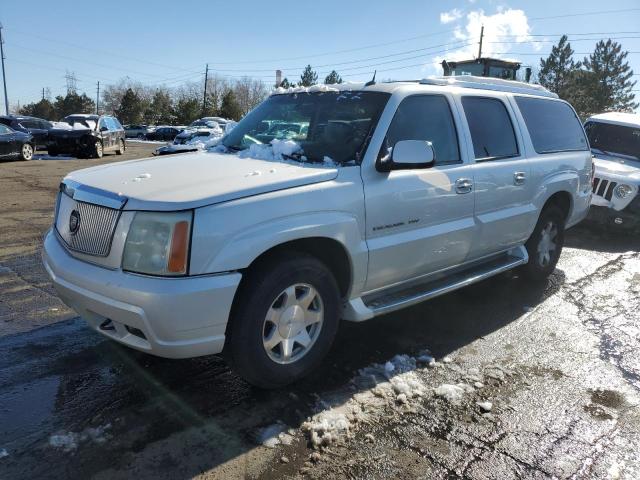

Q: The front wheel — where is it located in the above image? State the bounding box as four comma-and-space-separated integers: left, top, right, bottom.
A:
20, 143, 34, 161
521, 205, 565, 281
93, 140, 103, 159
225, 253, 341, 388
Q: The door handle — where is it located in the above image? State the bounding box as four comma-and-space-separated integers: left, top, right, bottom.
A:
514, 171, 526, 185
455, 178, 473, 194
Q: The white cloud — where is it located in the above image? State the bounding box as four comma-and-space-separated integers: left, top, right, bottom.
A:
440, 8, 463, 24
425, 8, 534, 75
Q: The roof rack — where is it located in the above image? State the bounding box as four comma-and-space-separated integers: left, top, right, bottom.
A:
419, 76, 558, 99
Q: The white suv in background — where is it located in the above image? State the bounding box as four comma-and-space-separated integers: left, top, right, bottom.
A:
584, 112, 640, 230
43, 77, 592, 387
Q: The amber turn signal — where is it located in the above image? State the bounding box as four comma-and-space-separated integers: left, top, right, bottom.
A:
168, 221, 189, 273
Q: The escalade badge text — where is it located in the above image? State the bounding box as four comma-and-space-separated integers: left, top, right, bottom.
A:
69, 210, 80, 234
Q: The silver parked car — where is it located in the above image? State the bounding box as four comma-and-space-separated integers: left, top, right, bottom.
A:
43, 77, 592, 387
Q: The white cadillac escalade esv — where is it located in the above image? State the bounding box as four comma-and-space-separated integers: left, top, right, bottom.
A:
43, 77, 592, 387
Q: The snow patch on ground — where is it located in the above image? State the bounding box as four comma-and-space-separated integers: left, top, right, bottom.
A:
257, 423, 294, 448
127, 139, 166, 145
33, 154, 77, 161
434, 383, 474, 404
48, 423, 111, 452
0, 448, 8, 458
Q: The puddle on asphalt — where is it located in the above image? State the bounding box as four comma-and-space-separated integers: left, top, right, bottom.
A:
0, 375, 60, 444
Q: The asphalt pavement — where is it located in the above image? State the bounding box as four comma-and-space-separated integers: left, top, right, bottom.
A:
0, 147, 638, 479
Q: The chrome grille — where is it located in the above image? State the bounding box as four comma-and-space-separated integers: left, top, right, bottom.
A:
55, 192, 121, 257
592, 177, 617, 201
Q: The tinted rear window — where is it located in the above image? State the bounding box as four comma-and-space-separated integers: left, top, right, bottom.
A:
515, 97, 588, 153
461, 97, 519, 160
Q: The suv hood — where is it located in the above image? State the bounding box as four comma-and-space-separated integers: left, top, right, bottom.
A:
49, 128, 94, 137
593, 154, 640, 181
63, 150, 339, 210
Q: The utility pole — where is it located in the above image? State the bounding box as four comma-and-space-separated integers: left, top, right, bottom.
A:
477, 25, 484, 59
202, 63, 209, 116
42, 87, 45, 100
0, 23, 9, 115
96, 81, 100, 114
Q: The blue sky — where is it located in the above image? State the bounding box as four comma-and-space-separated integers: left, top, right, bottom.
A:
1, 0, 639, 108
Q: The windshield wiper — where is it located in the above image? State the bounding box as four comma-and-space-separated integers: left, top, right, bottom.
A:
282, 151, 325, 163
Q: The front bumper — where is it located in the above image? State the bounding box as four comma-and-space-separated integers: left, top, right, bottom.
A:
42, 229, 242, 358
586, 194, 640, 231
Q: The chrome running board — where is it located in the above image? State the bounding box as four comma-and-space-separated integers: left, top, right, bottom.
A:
362, 246, 528, 317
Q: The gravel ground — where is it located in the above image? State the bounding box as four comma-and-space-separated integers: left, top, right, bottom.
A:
0, 148, 638, 479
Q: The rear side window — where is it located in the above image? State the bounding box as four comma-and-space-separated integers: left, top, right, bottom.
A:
384, 95, 460, 165
515, 97, 588, 153
461, 97, 519, 160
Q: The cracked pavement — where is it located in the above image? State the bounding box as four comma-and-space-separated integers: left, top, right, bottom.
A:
0, 150, 639, 479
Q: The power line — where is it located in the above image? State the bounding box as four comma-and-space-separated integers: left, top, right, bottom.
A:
529, 7, 640, 21
6, 27, 202, 75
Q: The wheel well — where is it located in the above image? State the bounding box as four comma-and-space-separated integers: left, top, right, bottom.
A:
543, 191, 572, 221
245, 237, 352, 298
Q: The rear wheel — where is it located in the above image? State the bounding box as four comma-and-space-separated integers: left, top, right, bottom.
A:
116, 139, 125, 155
93, 140, 103, 159
20, 143, 34, 161
225, 253, 341, 388
521, 205, 565, 281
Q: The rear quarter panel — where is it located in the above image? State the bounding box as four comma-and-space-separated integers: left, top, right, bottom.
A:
507, 95, 592, 231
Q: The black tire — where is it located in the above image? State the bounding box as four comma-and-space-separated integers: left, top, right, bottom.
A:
225, 252, 341, 388
520, 205, 565, 281
19, 142, 34, 161
93, 140, 103, 159
116, 139, 125, 155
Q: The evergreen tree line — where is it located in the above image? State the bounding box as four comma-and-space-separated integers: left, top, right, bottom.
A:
278, 65, 343, 89
537, 37, 637, 118
18, 75, 268, 125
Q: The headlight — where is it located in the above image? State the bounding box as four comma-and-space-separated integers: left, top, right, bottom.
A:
614, 184, 634, 199
122, 211, 192, 276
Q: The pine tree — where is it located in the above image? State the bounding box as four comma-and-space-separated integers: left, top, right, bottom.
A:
538, 35, 578, 97
18, 99, 56, 120
583, 39, 638, 113
299, 65, 318, 87
116, 88, 145, 124
279, 78, 292, 89
145, 89, 174, 125
53, 92, 95, 118
324, 70, 343, 85
173, 97, 201, 124
219, 90, 242, 121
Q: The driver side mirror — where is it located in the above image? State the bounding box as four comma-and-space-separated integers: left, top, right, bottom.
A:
377, 140, 435, 172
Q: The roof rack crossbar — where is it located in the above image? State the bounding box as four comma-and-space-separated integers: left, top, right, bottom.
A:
419, 76, 558, 99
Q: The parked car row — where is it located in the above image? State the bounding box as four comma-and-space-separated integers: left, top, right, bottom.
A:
0, 114, 233, 161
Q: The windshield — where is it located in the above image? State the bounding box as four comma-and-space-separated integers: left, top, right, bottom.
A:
585, 121, 640, 161
222, 91, 390, 164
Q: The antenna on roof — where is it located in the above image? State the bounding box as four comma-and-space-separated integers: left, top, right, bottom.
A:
365, 70, 377, 87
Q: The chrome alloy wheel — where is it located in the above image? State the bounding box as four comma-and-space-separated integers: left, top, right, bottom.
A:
262, 283, 324, 364
22, 143, 33, 160
537, 221, 558, 267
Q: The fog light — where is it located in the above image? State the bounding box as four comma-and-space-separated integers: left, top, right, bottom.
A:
614, 184, 633, 199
